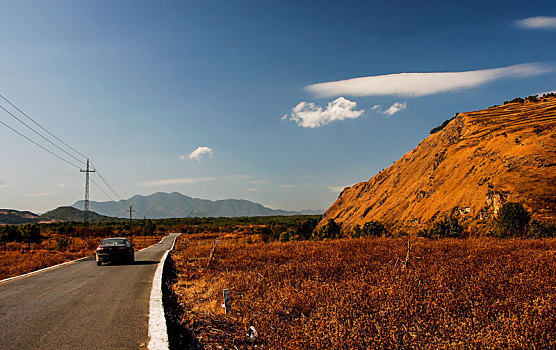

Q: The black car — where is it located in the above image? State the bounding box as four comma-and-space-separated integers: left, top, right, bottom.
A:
95, 238, 135, 266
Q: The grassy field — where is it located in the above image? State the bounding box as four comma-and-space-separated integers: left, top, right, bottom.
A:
0, 234, 166, 280
167, 234, 556, 349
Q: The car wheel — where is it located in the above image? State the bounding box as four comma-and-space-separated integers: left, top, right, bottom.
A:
96, 260, 102, 266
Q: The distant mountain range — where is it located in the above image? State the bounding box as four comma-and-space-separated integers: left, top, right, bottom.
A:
0, 207, 117, 225
72, 192, 322, 219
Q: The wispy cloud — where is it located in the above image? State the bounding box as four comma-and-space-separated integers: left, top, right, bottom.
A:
25, 192, 55, 197
306, 63, 552, 98
0, 180, 12, 189
373, 102, 408, 117
515, 16, 556, 29
536, 90, 556, 96
283, 97, 365, 128
180, 146, 213, 162
279, 184, 293, 188
326, 185, 346, 193
247, 180, 266, 185
138, 177, 219, 187
55, 183, 67, 189
246, 188, 260, 192
383, 102, 407, 116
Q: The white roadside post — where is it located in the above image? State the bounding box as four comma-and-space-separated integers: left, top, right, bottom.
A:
222, 289, 231, 315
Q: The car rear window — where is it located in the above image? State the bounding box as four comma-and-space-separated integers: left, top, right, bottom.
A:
100, 239, 127, 246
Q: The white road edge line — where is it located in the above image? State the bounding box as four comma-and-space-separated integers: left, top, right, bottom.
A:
148, 234, 179, 350
0, 235, 168, 284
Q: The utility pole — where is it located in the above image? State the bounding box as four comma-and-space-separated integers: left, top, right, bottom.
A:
128, 206, 135, 224
80, 159, 95, 225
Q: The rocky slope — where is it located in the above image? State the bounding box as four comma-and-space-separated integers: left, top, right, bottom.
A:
320, 97, 556, 233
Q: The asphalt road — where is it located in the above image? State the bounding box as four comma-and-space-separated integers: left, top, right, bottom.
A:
0, 233, 179, 350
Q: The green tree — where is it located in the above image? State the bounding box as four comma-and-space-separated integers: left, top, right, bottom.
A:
143, 219, 156, 235
362, 220, 387, 237
19, 224, 42, 250
496, 202, 531, 237
0, 225, 19, 250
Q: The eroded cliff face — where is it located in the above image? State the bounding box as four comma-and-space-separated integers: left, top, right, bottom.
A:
320, 97, 556, 233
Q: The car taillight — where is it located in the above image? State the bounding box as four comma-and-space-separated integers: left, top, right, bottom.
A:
96, 247, 103, 251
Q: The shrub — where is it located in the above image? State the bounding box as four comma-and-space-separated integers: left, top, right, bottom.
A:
56, 236, 72, 251
430, 113, 458, 134
526, 95, 539, 103
419, 217, 463, 238
495, 202, 531, 237
279, 231, 290, 242
503, 97, 525, 105
314, 219, 341, 240
350, 224, 363, 238
528, 220, 556, 238
362, 220, 387, 237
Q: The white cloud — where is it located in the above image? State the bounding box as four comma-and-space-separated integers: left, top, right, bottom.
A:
515, 16, 556, 29
305, 63, 552, 98
55, 183, 67, 188
246, 188, 260, 192
283, 97, 365, 128
181, 146, 213, 162
383, 101, 407, 116
371, 104, 381, 110
138, 177, 219, 187
279, 184, 293, 188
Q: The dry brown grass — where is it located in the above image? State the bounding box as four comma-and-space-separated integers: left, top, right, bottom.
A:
0, 234, 165, 280
169, 235, 556, 349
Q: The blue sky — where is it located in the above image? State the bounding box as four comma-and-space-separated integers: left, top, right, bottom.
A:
0, 0, 555, 213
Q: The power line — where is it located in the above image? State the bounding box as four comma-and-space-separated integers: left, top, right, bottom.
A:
0, 117, 81, 169
90, 178, 128, 211
90, 164, 142, 217
0, 93, 132, 216
0, 104, 86, 166
90, 178, 117, 202
90, 163, 122, 200
0, 93, 88, 159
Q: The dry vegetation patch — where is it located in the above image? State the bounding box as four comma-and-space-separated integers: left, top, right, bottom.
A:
168, 235, 556, 349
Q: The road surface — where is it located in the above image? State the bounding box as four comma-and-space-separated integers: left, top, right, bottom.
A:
0, 233, 179, 350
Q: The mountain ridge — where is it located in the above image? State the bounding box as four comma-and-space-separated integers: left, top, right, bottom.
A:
72, 191, 304, 218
